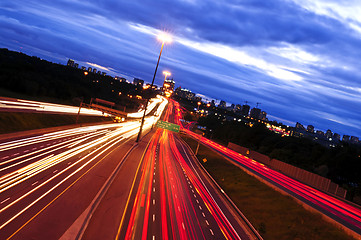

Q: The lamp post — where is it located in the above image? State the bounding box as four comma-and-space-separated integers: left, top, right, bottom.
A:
197, 101, 201, 112
136, 33, 171, 142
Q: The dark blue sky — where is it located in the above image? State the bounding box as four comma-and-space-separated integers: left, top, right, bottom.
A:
1, 0, 361, 137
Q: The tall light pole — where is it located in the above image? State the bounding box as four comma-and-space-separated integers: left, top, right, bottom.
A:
136, 33, 172, 142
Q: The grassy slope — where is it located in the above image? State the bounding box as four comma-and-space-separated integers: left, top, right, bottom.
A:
181, 134, 354, 240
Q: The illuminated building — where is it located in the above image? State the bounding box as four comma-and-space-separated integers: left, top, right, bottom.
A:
235, 104, 242, 113
74, 63, 79, 68
88, 67, 92, 72
218, 100, 226, 109
93, 68, 97, 74
67, 59, 75, 67
81, 66, 86, 70
133, 78, 144, 88
326, 129, 333, 140
102, 72, 106, 76
174, 87, 196, 100
227, 104, 235, 112
115, 76, 127, 82
162, 78, 175, 97
259, 111, 267, 121
295, 122, 306, 130
307, 125, 314, 133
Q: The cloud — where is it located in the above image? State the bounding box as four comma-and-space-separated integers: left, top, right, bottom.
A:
1, 0, 361, 137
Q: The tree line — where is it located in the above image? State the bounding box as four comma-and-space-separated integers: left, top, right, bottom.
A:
0, 48, 153, 112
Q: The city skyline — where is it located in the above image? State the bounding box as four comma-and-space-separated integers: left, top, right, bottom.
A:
1, 0, 361, 137
67, 57, 358, 140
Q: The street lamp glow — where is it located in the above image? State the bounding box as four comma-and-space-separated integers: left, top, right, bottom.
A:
163, 71, 171, 77
158, 33, 172, 43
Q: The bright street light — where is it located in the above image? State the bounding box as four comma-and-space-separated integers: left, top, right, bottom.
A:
136, 32, 172, 142
163, 71, 171, 80
158, 33, 172, 43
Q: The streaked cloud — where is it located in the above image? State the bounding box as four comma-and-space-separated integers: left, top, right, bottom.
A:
1, 0, 361, 137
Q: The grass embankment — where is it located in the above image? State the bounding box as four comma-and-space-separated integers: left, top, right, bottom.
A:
0, 112, 111, 134
181, 134, 354, 240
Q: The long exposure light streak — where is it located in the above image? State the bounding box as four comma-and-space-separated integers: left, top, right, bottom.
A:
182, 127, 361, 234
0, 99, 168, 236
119, 100, 246, 240
0, 98, 104, 116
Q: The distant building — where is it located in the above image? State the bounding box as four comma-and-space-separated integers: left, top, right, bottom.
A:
115, 76, 127, 82
333, 133, 341, 141
241, 104, 250, 116
350, 136, 359, 144
342, 135, 350, 142
316, 130, 325, 137
218, 100, 227, 109
259, 111, 267, 121
250, 107, 261, 119
162, 78, 175, 97
67, 59, 75, 67
307, 125, 314, 133
210, 100, 216, 107
194, 96, 202, 102
93, 68, 97, 74
88, 67, 92, 72
97, 70, 101, 74
174, 87, 196, 100
226, 104, 235, 112
295, 122, 306, 131
235, 104, 242, 113
102, 72, 106, 76
81, 66, 86, 70
133, 78, 144, 89
74, 63, 79, 68
326, 129, 333, 140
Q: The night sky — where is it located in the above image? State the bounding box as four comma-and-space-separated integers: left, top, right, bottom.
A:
1, 0, 361, 137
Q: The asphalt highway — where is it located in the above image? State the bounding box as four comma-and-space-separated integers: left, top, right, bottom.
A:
84, 101, 258, 240
0, 97, 260, 240
0, 97, 168, 239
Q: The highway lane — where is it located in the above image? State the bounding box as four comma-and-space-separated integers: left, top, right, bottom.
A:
0, 95, 164, 118
182, 128, 361, 237
0, 122, 141, 239
112, 101, 256, 240
0, 98, 168, 239
0, 97, 104, 116
172, 134, 259, 239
